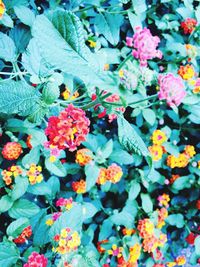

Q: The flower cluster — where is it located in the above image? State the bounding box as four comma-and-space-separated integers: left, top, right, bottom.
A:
53, 228, 81, 254
180, 18, 197, 34
151, 130, 167, 145
193, 78, 200, 94
149, 145, 165, 161
105, 93, 125, 123
167, 255, 186, 266
23, 252, 48, 267
126, 27, 162, 67
45, 104, 90, 151
26, 164, 43, 185
185, 44, 197, 61
108, 244, 123, 258
158, 73, 186, 107
46, 212, 62, 226
56, 197, 73, 211
149, 129, 167, 161
14, 226, 32, 244
157, 208, 168, 229
72, 179, 86, 194
1, 165, 22, 186
178, 64, 195, 80
169, 174, 180, 184
2, 142, 22, 160
0, 0, 5, 19
157, 193, 170, 208
75, 148, 92, 166
137, 218, 167, 253
167, 145, 196, 168
97, 164, 123, 185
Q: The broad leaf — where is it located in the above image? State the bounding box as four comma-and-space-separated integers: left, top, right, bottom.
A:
0, 195, 14, 213
85, 163, 100, 191
14, 5, 35, 27
0, 80, 39, 116
0, 242, 20, 267
0, 32, 16, 61
8, 199, 40, 219
6, 217, 29, 238
141, 193, 153, 213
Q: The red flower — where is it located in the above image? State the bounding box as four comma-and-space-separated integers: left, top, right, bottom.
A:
2, 142, 22, 160
180, 18, 197, 34
185, 232, 197, 245
45, 104, 90, 151
23, 252, 48, 267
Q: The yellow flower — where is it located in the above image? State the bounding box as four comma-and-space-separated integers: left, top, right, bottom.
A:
118, 69, 124, 78
0, 0, 5, 19
149, 145, 163, 161
166, 262, 176, 267
60, 229, 68, 238
151, 129, 167, 145
184, 145, 196, 158
176, 255, 186, 265
88, 39, 97, 48
45, 219, 54, 226
178, 64, 195, 80
49, 155, 56, 162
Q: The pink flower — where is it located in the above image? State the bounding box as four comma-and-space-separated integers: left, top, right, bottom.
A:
23, 252, 48, 267
126, 27, 162, 67
158, 73, 186, 107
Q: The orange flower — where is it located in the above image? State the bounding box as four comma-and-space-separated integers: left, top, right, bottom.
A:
175, 255, 186, 265
169, 174, 180, 184
72, 179, 86, 194
26, 135, 33, 149
75, 148, 92, 166
2, 142, 22, 160
0, 0, 5, 19
178, 64, 195, 80
97, 168, 107, 185
137, 219, 154, 238
106, 164, 123, 184
167, 153, 189, 168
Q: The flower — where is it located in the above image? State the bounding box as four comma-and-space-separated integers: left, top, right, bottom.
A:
26, 135, 33, 149
88, 39, 97, 48
97, 168, 108, 185
178, 64, 195, 80
193, 78, 200, 94
106, 164, 123, 184
158, 73, 186, 107
122, 228, 136, 236
137, 219, 154, 238
149, 145, 163, 161
142, 236, 159, 253
153, 265, 165, 267
184, 145, 196, 158
129, 243, 141, 263
72, 179, 86, 194
108, 244, 123, 258
97, 239, 108, 253
26, 164, 43, 185
14, 226, 32, 244
56, 197, 73, 211
169, 174, 180, 184
45, 104, 90, 151
62, 87, 79, 100
185, 232, 197, 245
53, 228, 81, 254
157, 193, 170, 208
2, 142, 22, 160
196, 199, 200, 210
180, 18, 197, 34
0, 0, 5, 19
1, 166, 22, 186
167, 153, 189, 168
105, 93, 125, 123
175, 255, 186, 265
151, 130, 167, 145
75, 148, 92, 166
126, 26, 162, 67
23, 252, 48, 267
157, 208, 168, 229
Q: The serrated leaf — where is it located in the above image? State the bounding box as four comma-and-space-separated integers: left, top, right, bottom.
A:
0, 81, 39, 116
141, 193, 153, 213
42, 83, 60, 104
0, 32, 16, 61
6, 218, 29, 238
10, 25, 31, 53
14, 5, 35, 27
94, 13, 123, 45
0, 242, 20, 267
28, 101, 49, 123
32, 10, 114, 87
8, 199, 40, 219
99, 139, 113, 159
117, 116, 149, 156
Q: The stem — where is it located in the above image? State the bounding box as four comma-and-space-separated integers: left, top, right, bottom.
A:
128, 94, 158, 106
0, 71, 27, 75
117, 53, 132, 71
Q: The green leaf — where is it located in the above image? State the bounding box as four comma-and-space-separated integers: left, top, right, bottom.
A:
129, 181, 141, 200
195, 236, 200, 256
22, 38, 51, 76
0, 33, 16, 61
0, 80, 39, 116
6, 217, 29, 238
8, 199, 40, 219
28, 101, 49, 124
22, 146, 40, 167
45, 158, 67, 177
0, 241, 20, 267
0, 195, 14, 213
82, 202, 98, 221
32, 10, 113, 87
165, 214, 185, 228
117, 116, 149, 156
49, 204, 83, 238
142, 108, 156, 126
85, 163, 100, 191
14, 5, 35, 27
141, 193, 153, 213
99, 139, 113, 159
94, 13, 123, 45
10, 177, 29, 201
42, 82, 60, 104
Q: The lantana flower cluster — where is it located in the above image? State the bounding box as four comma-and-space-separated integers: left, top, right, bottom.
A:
2, 142, 22, 160
45, 104, 90, 152
23, 252, 48, 267
97, 164, 123, 185
14, 226, 32, 244
2, 165, 22, 186
26, 164, 43, 185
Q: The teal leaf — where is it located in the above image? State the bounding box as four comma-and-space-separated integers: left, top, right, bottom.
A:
195, 236, 200, 256
85, 163, 100, 191
10, 177, 29, 201
42, 82, 60, 104
14, 5, 35, 27
165, 214, 185, 228
8, 199, 40, 219
0, 32, 16, 61
142, 108, 156, 126
82, 202, 98, 221
6, 217, 29, 238
141, 193, 153, 213
0, 241, 20, 267
94, 13, 123, 45
129, 181, 141, 200
45, 158, 67, 177
22, 146, 40, 167
0, 81, 39, 116
0, 195, 14, 213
